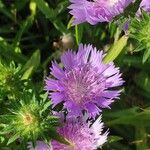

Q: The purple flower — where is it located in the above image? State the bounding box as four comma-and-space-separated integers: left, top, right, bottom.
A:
27, 141, 52, 150
45, 44, 123, 118
68, 0, 133, 25
136, 0, 150, 15
140, 0, 150, 12
28, 116, 108, 150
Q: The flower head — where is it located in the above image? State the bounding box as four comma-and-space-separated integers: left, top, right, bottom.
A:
45, 44, 123, 118
1, 92, 59, 145
68, 0, 132, 25
28, 116, 108, 150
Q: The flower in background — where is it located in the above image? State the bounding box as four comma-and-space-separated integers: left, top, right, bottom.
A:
68, 0, 133, 25
45, 44, 123, 118
28, 116, 108, 150
136, 0, 150, 15
140, 0, 150, 12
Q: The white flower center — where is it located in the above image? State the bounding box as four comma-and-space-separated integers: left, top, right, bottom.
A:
108, 0, 119, 6
70, 82, 88, 103
63, 64, 106, 105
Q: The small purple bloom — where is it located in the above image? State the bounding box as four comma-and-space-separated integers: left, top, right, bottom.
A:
52, 116, 108, 150
45, 44, 123, 118
28, 116, 108, 150
68, 0, 133, 25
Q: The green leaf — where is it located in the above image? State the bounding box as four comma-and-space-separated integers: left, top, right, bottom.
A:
13, 17, 34, 48
21, 50, 40, 79
34, 0, 67, 34
7, 133, 20, 145
14, 0, 29, 11
124, 0, 142, 17
134, 44, 145, 52
143, 48, 150, 63
103, 35, 128, 64
134, 72, 150, 93
0, 37, 27, 63
40, 101, 51, 115
34, 0, 55, 20
21, 66, 34, 80
53, 19, 68, 34
46, 116, 59, 126
75, 25, 83, 45
129, 12, 150, 63
67, 17, 74, 29
0, 0, 15, 22
0, 115, 15, 123
13, 1, 36, 49
135, 127, 148, 150
104, 107, 139, 119
0, 136, 5, 143
106, 108, 150, 127
108, 136, 123, 143
55, 1, 68, 15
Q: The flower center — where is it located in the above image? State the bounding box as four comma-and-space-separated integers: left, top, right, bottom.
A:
22, 113, 34, 126
63, 65, 105, 105
69, 82, 88, 104
67, 140, 76, 149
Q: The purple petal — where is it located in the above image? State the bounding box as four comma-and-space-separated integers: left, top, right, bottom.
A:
50, 92, 64, 107
45, 78, 63, 91
50, 61, 65, 79
85, 102, 101, 118
61, 50, 76, 70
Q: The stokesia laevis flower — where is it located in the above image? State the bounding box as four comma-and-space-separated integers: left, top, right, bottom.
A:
68, 0, 133, 25
28, 116, 108, 150
45, 44, 123, 118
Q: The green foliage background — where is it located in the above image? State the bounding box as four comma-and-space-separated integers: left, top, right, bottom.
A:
0, 0, 150, 149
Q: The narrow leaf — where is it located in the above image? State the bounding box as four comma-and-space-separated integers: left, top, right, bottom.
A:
108, 136, 123, 143
143, 48, 150, 63
75, 25, 83, 45
7, 134, 20, 145
103, 35, 128, 64
34, 0, 55, 20
21, 50, 40, 79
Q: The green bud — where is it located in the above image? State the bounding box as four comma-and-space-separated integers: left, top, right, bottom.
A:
129, 12, 150, 63
0, 92, 59, 146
